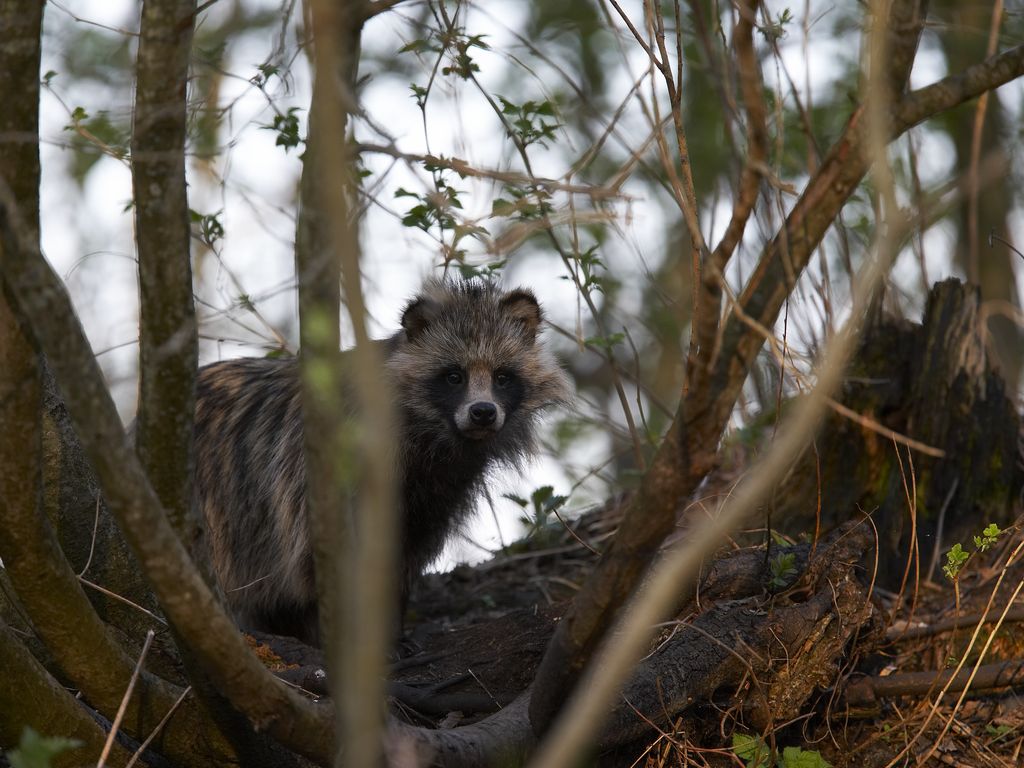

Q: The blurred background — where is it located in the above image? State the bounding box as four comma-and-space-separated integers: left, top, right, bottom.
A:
39, 0, 1024, 565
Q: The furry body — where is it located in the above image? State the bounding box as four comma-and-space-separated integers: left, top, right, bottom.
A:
194, 281, 571, 644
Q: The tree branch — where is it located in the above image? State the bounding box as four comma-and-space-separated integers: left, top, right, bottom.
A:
893, 43, 1024, 134
529, 5, 1024, 742
0, 188, 335, 764
0, 351, 229, 766
710, 0, 769, 268
131, 0, 200, 546
301, 1, 398, 765
0, 618, 133, 766
883, 0, 930, 98
846, 659, 1024, 704
691, 0, 769, 394
0, 5, 230, 764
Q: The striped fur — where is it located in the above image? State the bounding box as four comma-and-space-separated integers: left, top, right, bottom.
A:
194, 280, 571, 644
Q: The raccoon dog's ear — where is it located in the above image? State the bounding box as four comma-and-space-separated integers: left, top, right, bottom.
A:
501, 289, 542, 341
401, 296, 442, 342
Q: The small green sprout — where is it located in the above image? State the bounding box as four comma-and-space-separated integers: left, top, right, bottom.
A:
732, 733, 831, 768
973, 523, 1005, 552
943, 543, 969, 581
7, 727, 82, 768
769, 551, 798, 590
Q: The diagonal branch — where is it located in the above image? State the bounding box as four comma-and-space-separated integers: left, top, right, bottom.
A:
0, 618, 133, 766
529, 3, 1024, 741
702, 40, 1024, 436
0, 4, 232, 763
0, 186, 336, 765
0, 342, 230, 767
710, 0, 769, 269
893, 43, 1024, 134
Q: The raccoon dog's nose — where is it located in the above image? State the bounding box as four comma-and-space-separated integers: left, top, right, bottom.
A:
469, 401, 498, 426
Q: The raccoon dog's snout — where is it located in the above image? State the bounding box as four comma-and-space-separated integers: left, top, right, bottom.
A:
469, 401, 497, 425
459, 399, 501, 437
453, 368, 506, 436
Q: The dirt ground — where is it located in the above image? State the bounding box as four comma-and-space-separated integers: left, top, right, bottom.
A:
250, 494, 1024, 767
399, 498, 1024, 767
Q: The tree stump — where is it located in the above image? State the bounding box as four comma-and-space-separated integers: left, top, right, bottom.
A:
773, 279, 1022, 587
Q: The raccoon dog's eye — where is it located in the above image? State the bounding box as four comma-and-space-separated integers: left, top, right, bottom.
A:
445, 370, 464, 386
495, 371, 515, 387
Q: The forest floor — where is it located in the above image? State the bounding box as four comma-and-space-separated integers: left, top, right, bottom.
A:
397, 496, 1024, 768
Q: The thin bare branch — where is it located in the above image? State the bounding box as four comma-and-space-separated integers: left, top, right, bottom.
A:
607, 0, 670, 83
356, 142, 629, 200
125, 686, 193, 768
97, 631, 155, 768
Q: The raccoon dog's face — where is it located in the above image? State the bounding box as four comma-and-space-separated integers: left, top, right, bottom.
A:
388, 280, 571, 451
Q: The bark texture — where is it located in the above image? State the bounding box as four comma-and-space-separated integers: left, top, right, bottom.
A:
132, 0, 201, 552
771, 280, 1023, 587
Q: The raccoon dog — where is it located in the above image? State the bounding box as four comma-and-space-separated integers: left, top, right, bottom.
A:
194, 280, 571, 645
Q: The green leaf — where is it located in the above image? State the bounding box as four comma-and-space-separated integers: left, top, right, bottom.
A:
452, 223, 489, 241
398, 38, 431, 54
264, 107, 302, 152
530, 485, 554, 504
498, 96, 518, 115
973, 522, 1004, 552
732, 733, 770, 766
491, 198, 517, 217
456, 260, 506, 279
769, 551, 798, 590
251, 61, 280, 87
943, 543, 969, 580
780, 746, 831, 768
585, 332, 625, 351
189, 208, 225, 246
985, 723, 1013, 741
8, 727, 82, 768
409, 83, 428, 108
